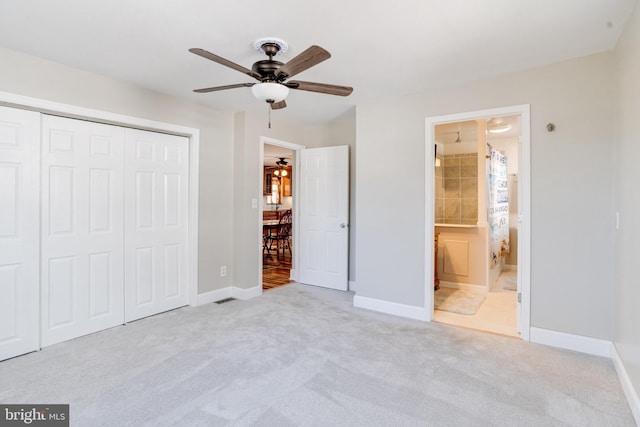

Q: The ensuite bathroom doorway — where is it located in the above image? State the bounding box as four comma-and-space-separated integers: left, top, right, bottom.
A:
426, 105, 531, 340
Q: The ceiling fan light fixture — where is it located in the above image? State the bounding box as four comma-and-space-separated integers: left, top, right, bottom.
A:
487, 118, 512, 134
488, 124, 512, 134
251, 82, 289, 103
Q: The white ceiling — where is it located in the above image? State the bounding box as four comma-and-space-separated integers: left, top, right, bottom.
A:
0, 0, 635, 125
435, 115, 521, 154
264, 144, 293, 167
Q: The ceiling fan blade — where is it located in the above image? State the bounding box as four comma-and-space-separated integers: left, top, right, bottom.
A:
193, 83, 254, 93
189, 48, 262, 80
271, 100, 287, 110
276, 45, 331, 80
286, 80, 353, 96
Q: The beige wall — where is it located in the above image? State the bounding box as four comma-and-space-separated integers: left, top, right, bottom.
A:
0, 47, 236, 295
0, 46, 357, 297
356, 52, 615, 340
614, 0, 640, 410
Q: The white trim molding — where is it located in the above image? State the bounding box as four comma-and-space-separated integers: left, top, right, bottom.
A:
289, 268, 299, 283
353, 295, 428, 321
196, 286, 261, 305
611, 344, 640, 425
438, 281, 488, 292
529, 327, 611, 358
232, 286, 262, 300
349, 280, 357, 292
196, 287, 233, 306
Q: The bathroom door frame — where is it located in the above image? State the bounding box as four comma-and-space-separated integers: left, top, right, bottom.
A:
424, 104, 531, 341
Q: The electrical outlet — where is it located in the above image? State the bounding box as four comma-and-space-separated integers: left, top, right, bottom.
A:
220, 266, 227, 277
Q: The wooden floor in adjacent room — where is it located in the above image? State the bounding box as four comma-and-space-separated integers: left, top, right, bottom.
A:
262, 247, 293, 291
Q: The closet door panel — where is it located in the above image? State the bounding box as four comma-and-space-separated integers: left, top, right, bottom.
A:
0, 106, 40, 361
41, 116, 125, 346
124, 129, 188, 322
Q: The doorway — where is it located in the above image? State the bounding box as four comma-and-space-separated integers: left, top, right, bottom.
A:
262, 143, 295, 291
259, 139, 351, 293
425, 105, 531, 341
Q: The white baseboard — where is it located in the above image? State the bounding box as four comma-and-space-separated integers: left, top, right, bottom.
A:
353, 295, 428, 321
348, 280, 356, 292
197, 285, 262, 305
232, 285, 261, 300
611, 343, 640, 425
196, 287, 232, 306
439, 280, 488, 293
529, 327, 611, 358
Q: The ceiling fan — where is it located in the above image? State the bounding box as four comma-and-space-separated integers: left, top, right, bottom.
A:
274, 157, 289, 166
273, 157, 289, 177
189, 37, 353, 110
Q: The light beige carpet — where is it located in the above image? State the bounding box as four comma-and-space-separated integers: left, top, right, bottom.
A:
0, 284, 634, 426
434, 287, 487, 315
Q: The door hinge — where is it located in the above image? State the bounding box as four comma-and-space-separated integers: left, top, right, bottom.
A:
517, 293, 522, 303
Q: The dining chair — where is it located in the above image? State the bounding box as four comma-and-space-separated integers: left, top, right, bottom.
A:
265, 209, 292, 259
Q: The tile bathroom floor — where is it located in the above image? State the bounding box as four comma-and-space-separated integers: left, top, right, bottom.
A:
434, 269, 519, 338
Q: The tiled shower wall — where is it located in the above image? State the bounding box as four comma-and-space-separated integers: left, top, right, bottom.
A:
442, 153, 478, 225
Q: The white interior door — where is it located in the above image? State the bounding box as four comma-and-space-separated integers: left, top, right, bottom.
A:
0, 106, 40, 361
124, 128, 189, 322
41, 115, 125, 347
298, 146, 349, 290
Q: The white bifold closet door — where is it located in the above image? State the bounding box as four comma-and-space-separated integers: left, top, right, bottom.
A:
41, 116, 189, 347
41, 116, 126, 347
123, 128, 189, 322
0, 107, 40, 361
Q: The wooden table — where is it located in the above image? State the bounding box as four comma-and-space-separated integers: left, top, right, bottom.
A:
263, 219, 280, 232
263, 220, 280, 254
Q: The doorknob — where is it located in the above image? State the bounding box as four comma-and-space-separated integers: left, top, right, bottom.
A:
340, 223, 348, 228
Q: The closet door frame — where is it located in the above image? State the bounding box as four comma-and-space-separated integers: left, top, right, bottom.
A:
0, 91, 201, 309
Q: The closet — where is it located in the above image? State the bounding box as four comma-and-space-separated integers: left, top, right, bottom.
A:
0, 107, 190, 359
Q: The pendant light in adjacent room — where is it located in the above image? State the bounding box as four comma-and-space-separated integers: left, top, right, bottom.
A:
454, 131, 462, 143
273, 157, 288, 177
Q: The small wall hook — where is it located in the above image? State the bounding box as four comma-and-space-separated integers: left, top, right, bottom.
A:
546, 123, 555, 132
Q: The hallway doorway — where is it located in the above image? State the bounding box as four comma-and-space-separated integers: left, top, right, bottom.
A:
262, 143, 294, 291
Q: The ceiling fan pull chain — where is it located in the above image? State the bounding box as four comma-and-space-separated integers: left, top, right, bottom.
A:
268, 103, 271, 129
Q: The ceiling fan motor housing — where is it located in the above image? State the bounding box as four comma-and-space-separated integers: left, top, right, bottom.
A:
252, 59, 284, 81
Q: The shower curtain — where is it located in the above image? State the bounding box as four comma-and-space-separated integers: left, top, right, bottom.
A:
489, 148, 509, 266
